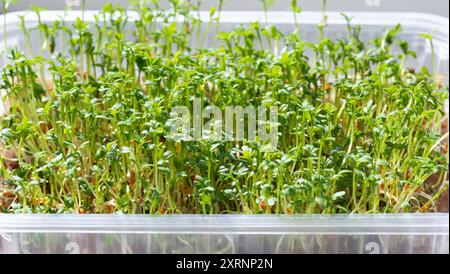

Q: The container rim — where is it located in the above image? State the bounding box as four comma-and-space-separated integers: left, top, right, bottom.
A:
0, 213, 448, 235
1, 10, 447, 49
0, 10, 448, 34
1, 10, 448, 63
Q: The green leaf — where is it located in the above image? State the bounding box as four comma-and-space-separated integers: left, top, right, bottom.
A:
332, 191, 345, 201
120, 146, 133, 154
268, 197, 277, 207
315, 196, 327, 208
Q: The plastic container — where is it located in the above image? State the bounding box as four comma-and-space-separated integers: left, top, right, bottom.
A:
0, 10, 449, 254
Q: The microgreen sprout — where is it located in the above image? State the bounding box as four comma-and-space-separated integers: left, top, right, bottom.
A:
291, 0, 301, 30
259, 0, 275, 24
1, 0, 19, 60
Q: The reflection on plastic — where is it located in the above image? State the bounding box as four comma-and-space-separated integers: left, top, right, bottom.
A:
0, 232, 11, 242
1, 233, 446, 254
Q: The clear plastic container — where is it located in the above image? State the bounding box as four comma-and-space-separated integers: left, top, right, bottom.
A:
0, 10, 449, 254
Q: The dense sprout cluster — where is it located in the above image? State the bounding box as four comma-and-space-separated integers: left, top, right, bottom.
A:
0, 0, 448, 214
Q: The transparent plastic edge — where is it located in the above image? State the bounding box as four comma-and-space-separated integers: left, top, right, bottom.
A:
1, 11, 448, 59
0, 213, 448, 235
0, 11, 449, 33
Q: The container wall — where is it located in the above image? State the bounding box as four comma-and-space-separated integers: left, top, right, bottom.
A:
1, 233, 449, 254
0, 214, 448, 254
